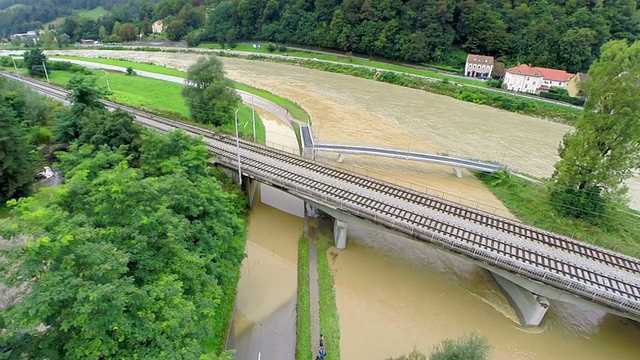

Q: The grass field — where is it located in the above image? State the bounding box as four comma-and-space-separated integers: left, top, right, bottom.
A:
198, 42, 487, 87
476, 172, 640, 258
317, 234, 341, 360
51, 56, 186, 77
49, 56, 311, 126
297, 236, 312, 360
44, 69, 264, 143
76, 6, 109, 20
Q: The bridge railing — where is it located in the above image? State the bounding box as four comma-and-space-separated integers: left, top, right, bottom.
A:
215, 153, 640, 318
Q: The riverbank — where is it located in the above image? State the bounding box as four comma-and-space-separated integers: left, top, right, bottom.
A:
67, 45, 583, 125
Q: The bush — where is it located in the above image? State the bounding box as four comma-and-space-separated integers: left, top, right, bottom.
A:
539, 91, 585, 106
28, 126, 53, 145
487, 78, 503, 88
549, 185, 606, 222
126, 67, 134, 76
278, 44, 287, 52
267, 42, 276, 52
430, 333, 490, 360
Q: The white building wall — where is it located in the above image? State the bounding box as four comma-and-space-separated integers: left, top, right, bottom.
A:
504, 73, 542, 93
542, 79, 569, 89
465, 62, 494, 78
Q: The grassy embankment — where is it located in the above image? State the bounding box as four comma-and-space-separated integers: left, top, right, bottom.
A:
317, 234, 341, 360
297, 236, 312, 360
50, 56, 311, 147
477, 172, 640, 258
40, 65, 265, 143
198, 43, 482, 87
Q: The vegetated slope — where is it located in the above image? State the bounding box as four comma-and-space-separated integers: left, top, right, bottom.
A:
0, 0, 154, 37
205, 0, 640, 73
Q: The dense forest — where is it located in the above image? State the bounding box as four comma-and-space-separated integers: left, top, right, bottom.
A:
5, 0, 640, 72
205, 0, 640, 72
0, 0, 159, 37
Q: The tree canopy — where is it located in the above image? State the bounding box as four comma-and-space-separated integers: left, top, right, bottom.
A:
1, 75, 245, 359
550, 39, 640, 220
181, 55, 240, 126
22, 48, 49, 78
387, 333, 491, 360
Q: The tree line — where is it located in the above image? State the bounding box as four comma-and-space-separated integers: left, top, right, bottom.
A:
204, 0, 640, 73
0, 0, 155, 38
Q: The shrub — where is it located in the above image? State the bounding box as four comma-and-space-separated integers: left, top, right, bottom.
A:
126, 67, 134, 76
487, 78, 503, 88
430, 333, 491, 360
278, 44, 287, 52
267, 42, 277, 52
549, 185, 606, 222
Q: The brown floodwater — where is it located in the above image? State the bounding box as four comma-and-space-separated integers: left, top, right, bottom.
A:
44, 49, 640, 209
39, 51, 640, 358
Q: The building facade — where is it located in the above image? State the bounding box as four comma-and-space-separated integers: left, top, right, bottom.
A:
465, 54, 494, 79
152, 20, 164, 34
568, 72, 589, 97
535, 67, 575, 91
503, 64, 544, 93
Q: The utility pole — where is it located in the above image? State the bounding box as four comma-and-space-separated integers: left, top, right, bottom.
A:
104, 71, 111, 91
234, 108, 243, 186
11, 57, 20, 78
251, 96, 256, 143
42, 61, 50, 83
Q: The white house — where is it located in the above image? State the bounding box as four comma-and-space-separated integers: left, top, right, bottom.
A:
535, 67, 575, 91
465, 54, 494, 79
503, 64, 544, 94
152, 20, 164, 34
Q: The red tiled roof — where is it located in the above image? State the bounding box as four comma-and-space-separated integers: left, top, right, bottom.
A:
533, 67, 574, 82
506, 64, 544, 77
466, 54, 494, 65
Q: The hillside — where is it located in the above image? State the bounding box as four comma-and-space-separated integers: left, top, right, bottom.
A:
205, 0, 640, 73
0, 0, 147, 37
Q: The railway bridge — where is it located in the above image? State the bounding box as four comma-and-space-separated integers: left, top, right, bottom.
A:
6, 73, 640, 328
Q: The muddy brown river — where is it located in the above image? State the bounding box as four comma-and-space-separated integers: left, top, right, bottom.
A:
31, 50, 640, 358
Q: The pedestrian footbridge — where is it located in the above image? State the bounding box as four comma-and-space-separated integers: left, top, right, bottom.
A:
299, 125, 504, 177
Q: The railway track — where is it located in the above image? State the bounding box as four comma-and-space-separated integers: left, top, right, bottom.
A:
6, 73, 640, 316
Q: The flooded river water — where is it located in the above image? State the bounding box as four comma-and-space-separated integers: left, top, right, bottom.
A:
238, 112, 640, 359
28, 50, 640, 358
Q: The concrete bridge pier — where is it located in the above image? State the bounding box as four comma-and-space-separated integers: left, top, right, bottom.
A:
244, 177, 259, 207
490, 272, 550, 327
337, 153, 345, 163
452, 167, 463, 178
333, 219, 348, 250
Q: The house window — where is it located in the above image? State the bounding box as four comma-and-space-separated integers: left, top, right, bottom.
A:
533, 81, 536, 85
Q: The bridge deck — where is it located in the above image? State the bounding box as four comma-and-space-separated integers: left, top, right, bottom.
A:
300, 125, 504, 173
8, 73, 640, 322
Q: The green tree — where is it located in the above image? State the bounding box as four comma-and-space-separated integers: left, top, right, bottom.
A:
0, 131, 245, 358
429, 333, 491, 360
53, 76, 110, 142
181, 56, 240, 126
40, 29, 55, 48
551, 39, 640, 220
56, 33, 71, 48
0, 91, 37, 202
22, 48, 49, 78
98, 25, 108, 42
